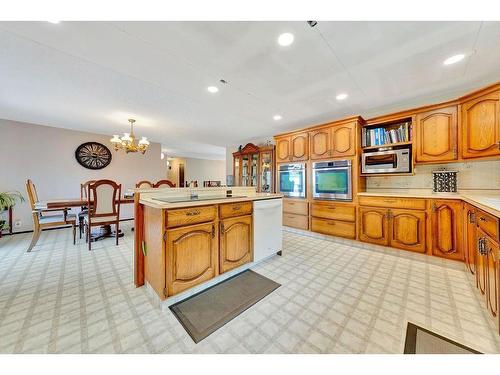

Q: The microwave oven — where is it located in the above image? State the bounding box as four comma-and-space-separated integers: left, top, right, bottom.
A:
278, 163, 306, 198
361, 148, 411, 174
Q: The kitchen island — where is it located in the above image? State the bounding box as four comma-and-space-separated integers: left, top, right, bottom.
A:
133, 187, 283, 304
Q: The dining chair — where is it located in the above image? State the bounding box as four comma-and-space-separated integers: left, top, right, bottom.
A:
26, 179, 77, 252
78, 180, 96, 239
84, 179, 121, 251
135, 180, 153, 188
154, 179, 176, 188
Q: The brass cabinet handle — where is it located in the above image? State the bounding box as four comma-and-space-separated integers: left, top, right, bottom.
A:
327, 221, 335, 226
288, 202, 295, 205
212, 223, 215, 238
383, 199, 396, 203
432, 203, 437, 212
232, 205, 242, 211
479, 216, 486, 222
221, 222, 225, 235
327, 206, 336, 210
186, 210, 201, 216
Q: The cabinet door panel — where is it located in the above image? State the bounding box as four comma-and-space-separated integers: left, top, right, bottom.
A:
461, 91, 500, 159
331, 122, 356, 157
415, 106, 458, 162
358, 207, 389, 246
220, 215, 253, 273
166, 222, 217, 296
486, 236, 498, 318
390, 209, 426, 253
464, 205, 476, 275
476, 230, 487, 295
291, 133, 308, 161
431, 200, 464, 261
276, 137, 291, 162
310, 128, 331, 160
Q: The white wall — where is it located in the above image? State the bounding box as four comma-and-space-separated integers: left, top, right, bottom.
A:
0, 119, 166, 232
184, 157, 226, 186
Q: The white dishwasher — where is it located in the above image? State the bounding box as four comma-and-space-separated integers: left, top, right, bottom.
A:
253, 198, 283, 262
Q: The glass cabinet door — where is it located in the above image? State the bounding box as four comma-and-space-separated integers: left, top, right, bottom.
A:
251, 153, 258, 187
260, 151, 272, 192
241, 155, 249, 186
233, 156, 240, 186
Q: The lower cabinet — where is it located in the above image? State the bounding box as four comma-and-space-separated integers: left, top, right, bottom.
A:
389, 209, 426, 253
485, 234, 499, 319
220, 215, 253, 274
358, 207, 390, 246
430, 200, 464, 261
311, 202, 356, 239
464, 204, 477, 274
165, 222, 218, 296
311, 217, 356, 239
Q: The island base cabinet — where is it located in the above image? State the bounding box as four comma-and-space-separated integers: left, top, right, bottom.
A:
220, 215, 253, 274
165, 222, 218, 297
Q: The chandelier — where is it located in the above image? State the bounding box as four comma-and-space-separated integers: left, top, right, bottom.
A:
110, 119, 150, 154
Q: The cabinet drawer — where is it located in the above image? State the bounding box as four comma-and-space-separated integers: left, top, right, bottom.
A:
477, 209, 499, 241
311, 218, 356, 239
167, 205, 217, 228
311, 202, 355, 222
283, 213, 308, 230
219, 201, 253, 219
283, 200, 309, 215
358, 196, 427, 210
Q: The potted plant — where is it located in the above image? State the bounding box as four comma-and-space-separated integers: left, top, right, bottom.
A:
0, 191, 24, 232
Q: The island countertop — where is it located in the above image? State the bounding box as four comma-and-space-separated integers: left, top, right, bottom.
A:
139, 192, 283, 209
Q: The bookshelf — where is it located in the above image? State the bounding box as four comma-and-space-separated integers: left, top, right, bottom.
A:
361, 117, 413, 149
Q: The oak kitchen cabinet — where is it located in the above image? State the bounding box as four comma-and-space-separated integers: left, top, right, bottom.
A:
461, 89, 500, 159
389, 209, 426, 253
309, 122, 356, 160
485, 234, 498, 319
282, 199, 309, 230
415, 106, 458, 163
431, 200, 464, 261
219, 214, 253, 274
276, 132, 309, 162
358, 206, 390, 246
464, 203, 477, 275
311, 202, 356, 239
166, 221, 218, 296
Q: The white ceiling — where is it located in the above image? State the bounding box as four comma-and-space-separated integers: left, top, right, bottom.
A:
0, 21, 499, 160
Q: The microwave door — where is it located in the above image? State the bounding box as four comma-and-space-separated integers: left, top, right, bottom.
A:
364, 153, 397, 173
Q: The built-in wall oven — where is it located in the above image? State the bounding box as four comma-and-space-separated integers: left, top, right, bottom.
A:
278, 163, 306, 198
312, 160, 352, 201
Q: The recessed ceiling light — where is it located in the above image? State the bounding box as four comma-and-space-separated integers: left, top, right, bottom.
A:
277, 33, 294, 47
273, 115, 282, 121
207, 86, 219, 93
336, 93, 348, 101
47, 20, 60, 24
443, 54, 465, 65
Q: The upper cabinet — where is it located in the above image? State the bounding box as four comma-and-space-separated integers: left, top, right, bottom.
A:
275, 132, 309, 162
310, 122, 356, 160
415, 106, 458, 163
461, 90, 500, 159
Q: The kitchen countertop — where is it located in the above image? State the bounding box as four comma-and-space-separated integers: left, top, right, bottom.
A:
139, 193, 283, 209
359, 190, 500, 217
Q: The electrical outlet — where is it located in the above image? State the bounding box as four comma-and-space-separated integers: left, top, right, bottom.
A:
14, 220, 22, 228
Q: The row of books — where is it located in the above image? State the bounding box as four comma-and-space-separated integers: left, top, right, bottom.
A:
361, 122, 412, 148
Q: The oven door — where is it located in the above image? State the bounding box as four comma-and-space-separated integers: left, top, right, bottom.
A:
312, 166, 352, 201
362, 151, 399, 174
278, 168, 305, 198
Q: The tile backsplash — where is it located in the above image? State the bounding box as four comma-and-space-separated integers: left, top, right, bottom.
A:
366, 160, 500, 190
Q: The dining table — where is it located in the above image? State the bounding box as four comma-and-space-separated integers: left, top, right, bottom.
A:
34, 196, 135, 241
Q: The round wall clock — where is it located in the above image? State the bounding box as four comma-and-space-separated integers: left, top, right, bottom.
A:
75, 142, 112, 170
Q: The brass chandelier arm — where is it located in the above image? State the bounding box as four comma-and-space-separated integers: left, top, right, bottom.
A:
110, 118, 149, 154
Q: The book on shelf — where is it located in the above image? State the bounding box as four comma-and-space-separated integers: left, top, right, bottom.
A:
362, 121, 411, 148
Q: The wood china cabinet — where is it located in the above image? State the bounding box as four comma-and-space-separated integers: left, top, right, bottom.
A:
430, 200, 464, 261
233, 143, 275, 192
310, 122, 356, 160
415, 106, 458, 163
461, 89, 500, 159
